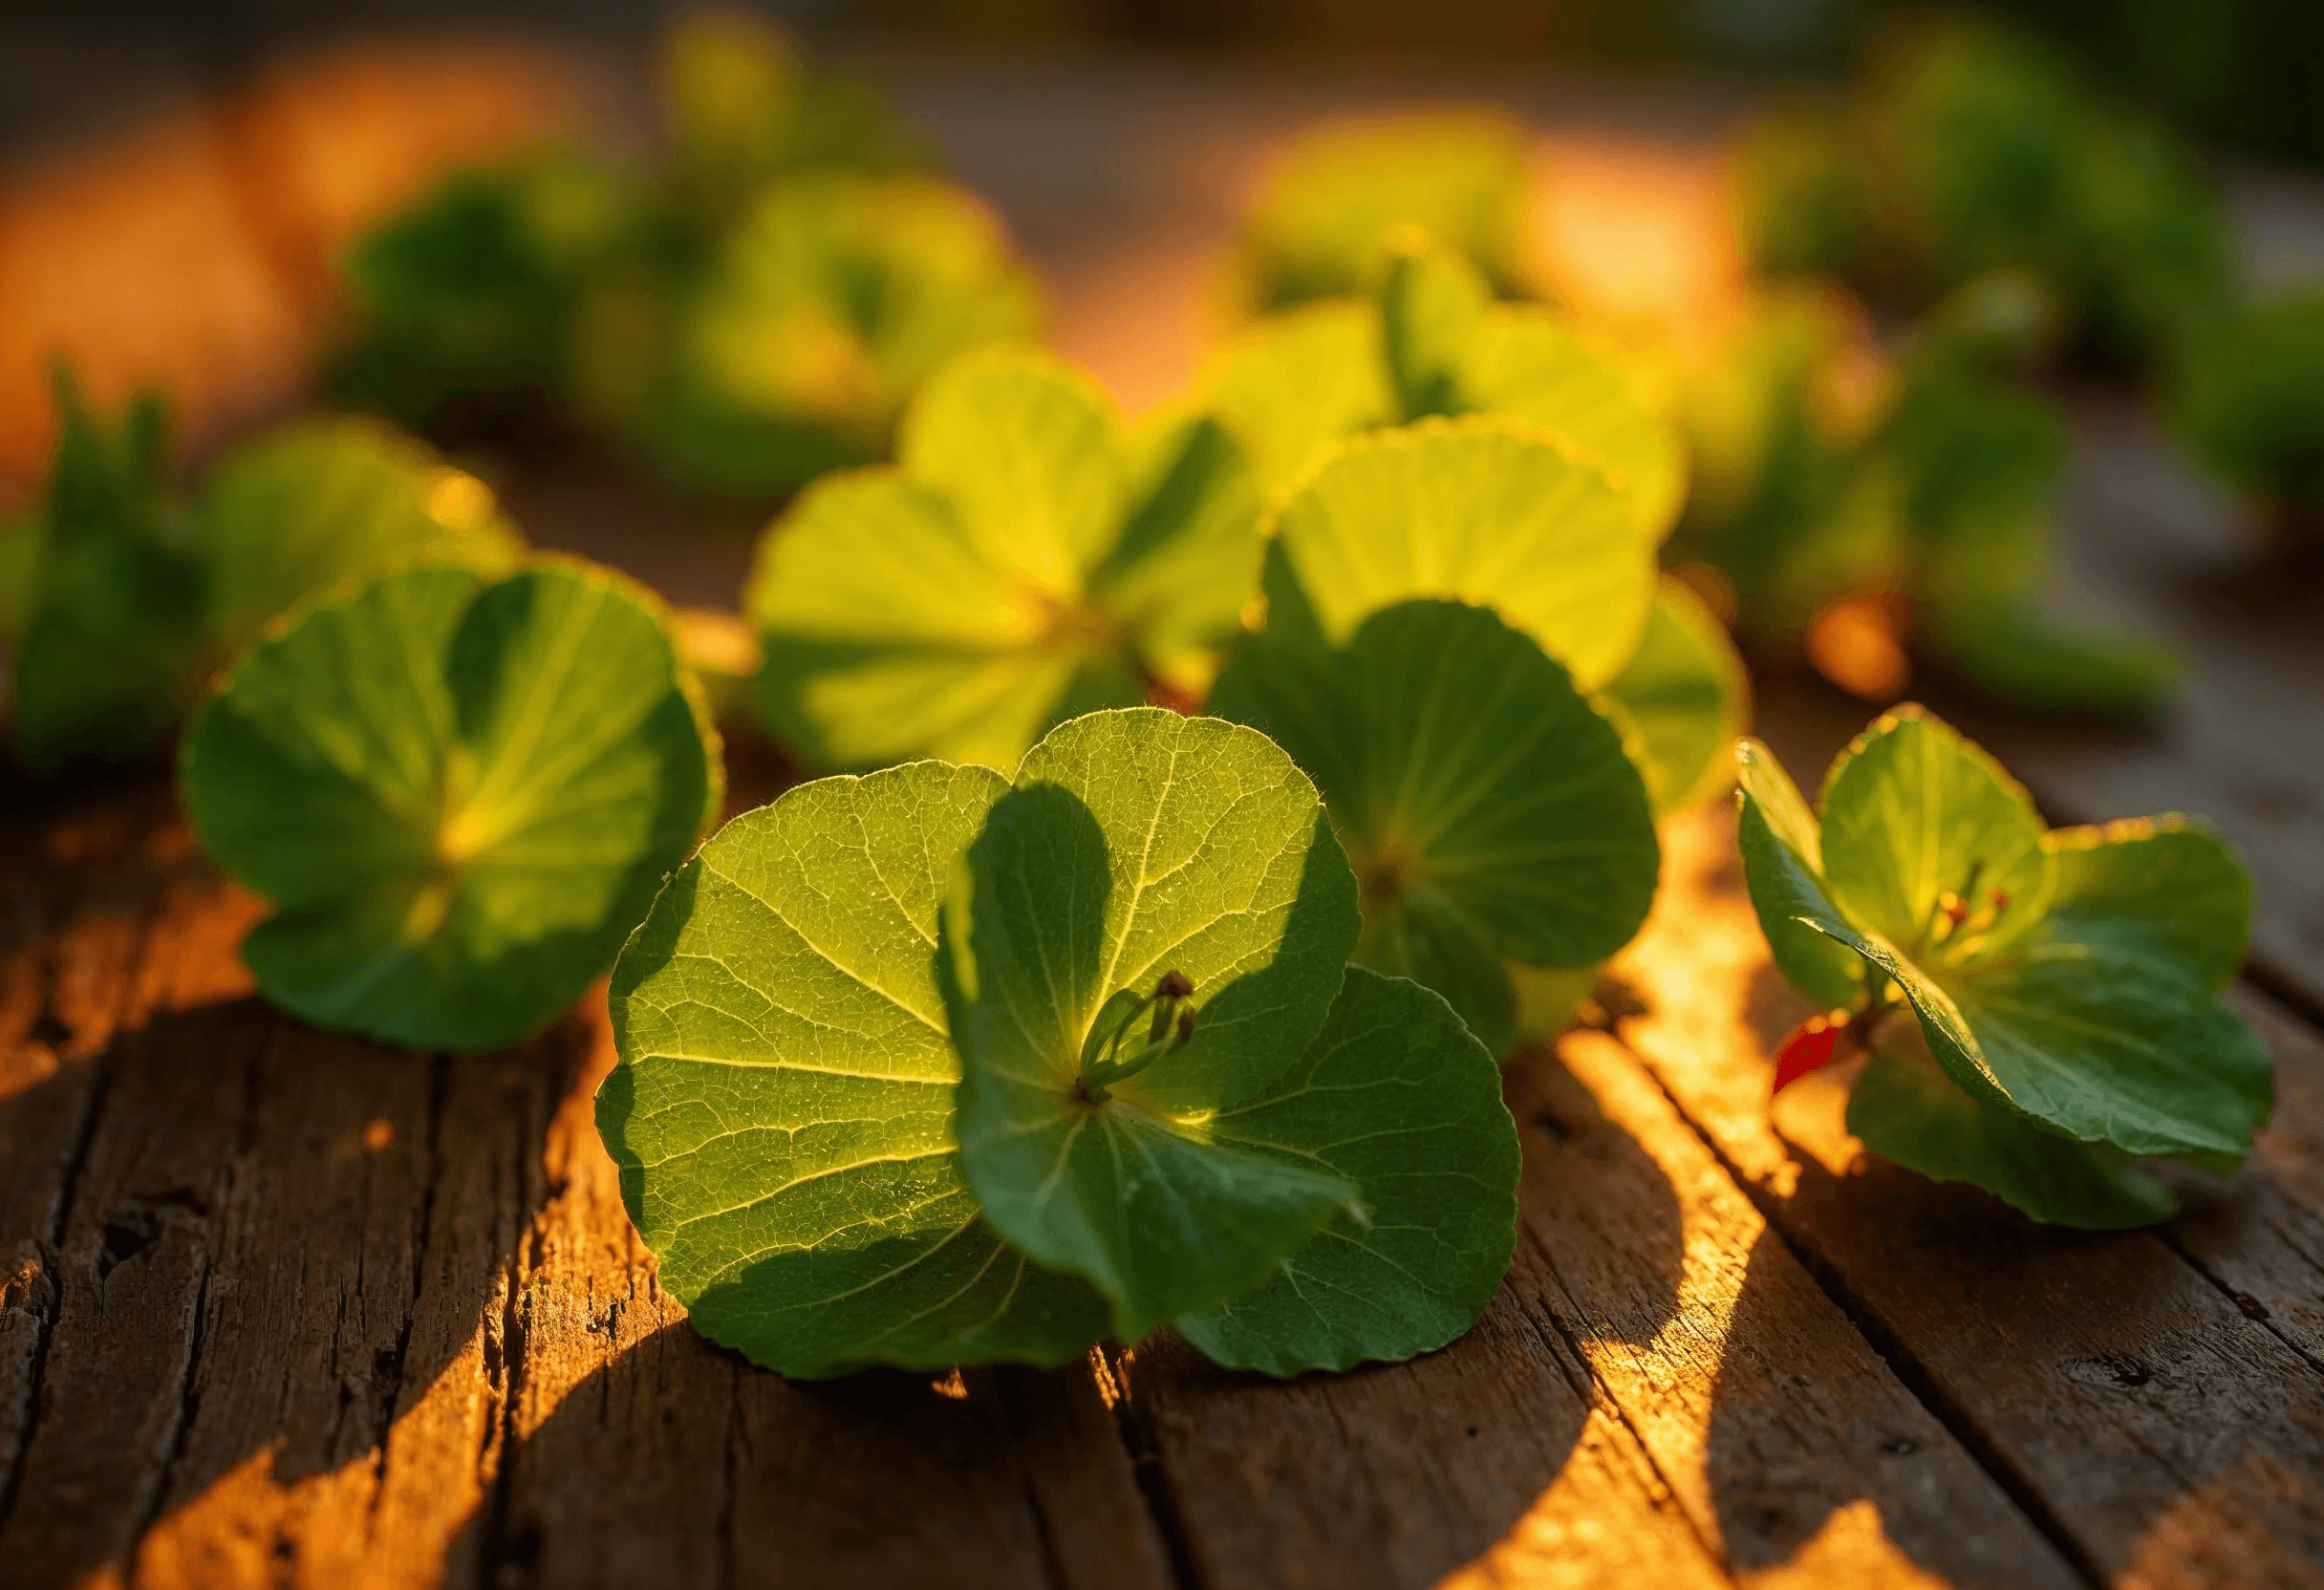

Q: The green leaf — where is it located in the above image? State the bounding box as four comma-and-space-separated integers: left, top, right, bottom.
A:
1600, 578, 1750, 816
661, 173, 1041, 494
749, 352, 1262, 771
1198, 300, 1393, 496
1739, 706, 2271, 1220
1260, 418, 1654, 692
599, 762, 1107, 1377
1456, 311, 1689, 544
188, 417, 525, 673
899, 350, 1126, 595
331, 151, 635, 429
1196, 243, 1684, 539
1925, 935, 2272, 1160
660, 10, 926, 234
12, 371, 201, 772
2045, 817, 2251, 992
1376, 237, 1491, 419
1091, 409, 1266, 697
1732, 737, 1868, 1010
1212, 599, 1659, 1054
1233, 110, 1536, 313
182, 560, 720, 1052
1846, 1053, 2179, 1229
944, 708, 1363, 1340
1174, 967, 1520, 1375
1817, 706, 2053, 957
1800, 909, 2272, 1162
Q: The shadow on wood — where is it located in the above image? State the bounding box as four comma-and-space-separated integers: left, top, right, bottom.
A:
0, 989, 584, 1590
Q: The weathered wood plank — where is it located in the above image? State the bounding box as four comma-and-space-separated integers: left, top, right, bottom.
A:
2159, 989, 2324, 1375
0, 785, 1179, 1589
485, 1013, 1175, 1590
1515, 1028, 2081, 1587
1111, 1287, 1730, 1590
1618, 804, 2324, 1587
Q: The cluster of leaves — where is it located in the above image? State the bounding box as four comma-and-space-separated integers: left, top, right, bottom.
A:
330, 10, 1037, 498
1227, 110, 1540, 316
2165, 290, 2324, 541
744, 330, 1737, 1053
1737, 705, 2270, 1228
4, 371, 525, 772
598, 707, 1521, 1377
182, 558, 721, 1052
1672, 276, 2176, 715
1730, 15, 2231, 368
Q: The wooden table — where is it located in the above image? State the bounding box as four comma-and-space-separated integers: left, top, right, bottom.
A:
2, 40, 2322, 1590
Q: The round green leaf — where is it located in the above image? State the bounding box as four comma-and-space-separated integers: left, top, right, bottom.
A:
1260, 418, 1654, 692
944, 708, 1363, 1341
749, 352, 1263, 772
899, 349, 1128, 595
189, 416, 525, 672
1174, 967, 1521, 1375
1212, 599, 1658, 1055
182, 560, 720, 1052
1817, 706, 2054, 961
600, 763, 1108, 1377
1599, 577, 1751, 817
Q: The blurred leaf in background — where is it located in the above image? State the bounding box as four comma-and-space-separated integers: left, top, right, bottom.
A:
600, 171, 1043, 497
1227, 110, 1540, 316
328, 148, 640, 432
327, 8, 989, 501
1201, 234, 1686, 538
2168, 290, 2324, 545
10, 368, 203, 772
1729, 15, 2232, 368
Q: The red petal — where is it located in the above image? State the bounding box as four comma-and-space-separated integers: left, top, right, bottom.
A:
1773, 1012, 1853, 1093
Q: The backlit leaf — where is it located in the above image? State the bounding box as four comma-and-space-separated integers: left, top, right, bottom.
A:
189, 416, 525, 673
1259, 418, 1653, 691
183, 560, 720, 1052
749, 351, 1263, 771
599, 762, 1108, 1377
1600, 578, 1751, 816
943, 709, 1362, 1340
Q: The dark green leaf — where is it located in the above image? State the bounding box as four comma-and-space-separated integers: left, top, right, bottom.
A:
1175, 967, 1520, 1375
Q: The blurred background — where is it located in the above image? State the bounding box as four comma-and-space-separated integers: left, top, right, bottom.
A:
4, 0, 2322, 772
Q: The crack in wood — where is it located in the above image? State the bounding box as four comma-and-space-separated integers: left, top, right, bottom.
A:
0, 901, 157, 1529
476, 1133, 548, 1582
1088, 1348, 1208, 1590
369, 1051, 450, 1524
